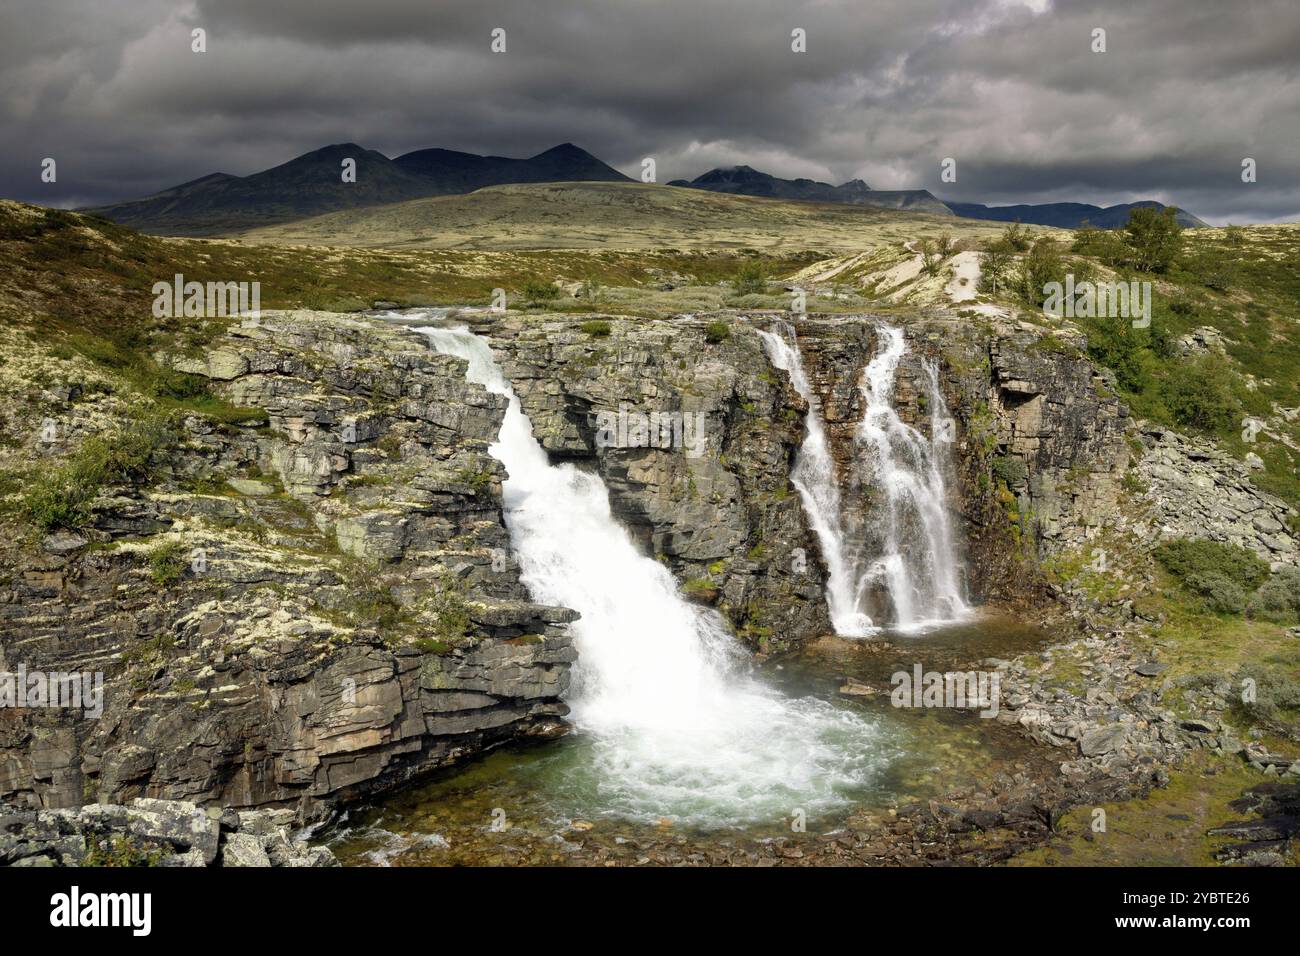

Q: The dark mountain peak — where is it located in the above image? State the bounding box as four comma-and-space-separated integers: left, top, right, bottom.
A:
703, 165, 761, 178
517, 143, 630, 183
532, 142, 586, 157
288, 142, 369, 162
398, 146, 482, 161
174, 171, 238, 189
945, 198, 1208, 229
83, 138, 643, 236
254, 143, 402, 182
677, 165, 952, 213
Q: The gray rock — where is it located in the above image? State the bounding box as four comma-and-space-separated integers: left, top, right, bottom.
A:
220, 832, 272, 867
1079, 724, 1128, 756
40, 531, 87, 555
227, 478, 275, 496
127, 798, 221, 864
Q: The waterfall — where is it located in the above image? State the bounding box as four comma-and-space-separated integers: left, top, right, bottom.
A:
855, 325, 969, 631
757, 322, 875, 636
760, 321, 968, 634
417, 325, 884, 825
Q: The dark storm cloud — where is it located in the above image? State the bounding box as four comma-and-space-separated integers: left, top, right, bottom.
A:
1, 0, 1296, 223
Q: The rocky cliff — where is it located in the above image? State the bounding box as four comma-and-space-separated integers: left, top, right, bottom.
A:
1, 313, 575, 819
5, 305, 1284, 826
481, 313, 832, 653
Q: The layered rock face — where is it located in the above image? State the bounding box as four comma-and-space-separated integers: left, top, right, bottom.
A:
748, 314, 1133, 605
482, 313, 832, 653
953, 322, 1133, 602
1, 313, 575, 818
480, 311, 1136, 634
4, 305, 1250, 828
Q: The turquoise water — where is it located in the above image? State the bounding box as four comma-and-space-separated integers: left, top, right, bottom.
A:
322, 614, 1051, 866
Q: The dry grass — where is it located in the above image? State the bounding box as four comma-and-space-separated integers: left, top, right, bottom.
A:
237, 181, 1014, 251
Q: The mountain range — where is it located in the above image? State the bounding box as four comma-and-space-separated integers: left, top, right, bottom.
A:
85, 142, 630, 236
945, 200, 1208, 229
666, 165, 952, 216
83, 142, 1207, 236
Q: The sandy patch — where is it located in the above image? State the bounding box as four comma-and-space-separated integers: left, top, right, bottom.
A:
944, 251, 982, 303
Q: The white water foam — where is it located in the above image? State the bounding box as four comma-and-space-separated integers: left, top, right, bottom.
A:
855, 325, 969, 632
418, 325, 885, 826
761, 321, 969, 635
758, 321, 875, 636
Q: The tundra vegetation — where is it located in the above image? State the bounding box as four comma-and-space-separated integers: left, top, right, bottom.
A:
1, 190, 1297, 867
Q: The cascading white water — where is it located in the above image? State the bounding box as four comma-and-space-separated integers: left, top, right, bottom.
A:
760, 321, 969, 634
855, 325, 969, 631
757, 322, 875, 636
418, 324, 885, 825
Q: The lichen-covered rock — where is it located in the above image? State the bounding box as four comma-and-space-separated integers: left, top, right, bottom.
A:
1135, 424, 1298, 569
0, 797, 337, 867
0, 312, 575, 819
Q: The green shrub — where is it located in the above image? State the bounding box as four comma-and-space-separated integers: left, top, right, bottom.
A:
731, 262, 767, 296
683, 577, 719, 600
1248, 568, 1300, 621
1018, 238, 1067, 308
704, 320, 731, 344
1193, 253, 1238, 292
579, 319, 612, 337
456, 467, 494, 495
1123, 206, 1183, 273
1181, 570, 1247, 614
428, 576, 471, 643
354, 582, 407, 633
147, 540, 189, 586
21, 413, 172, 531
1232, 663, 1300, 727
83, 834, 166, 867
522, 281, 560, 306
978, 239, 1015, 295
1163, 354, 1241, 434
1001, 221, 1031, 252
1155, 538, 1270, 594
919, 238, 943, 276
991, 455, 1027, 486
1071, 221, 1128, 265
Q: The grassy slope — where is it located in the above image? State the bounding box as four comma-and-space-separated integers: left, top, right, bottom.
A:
0, 198, 817, 344
235, 180, 1012, 251
968, 223, 1300, 513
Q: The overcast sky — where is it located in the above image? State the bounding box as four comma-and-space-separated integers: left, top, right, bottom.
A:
2, 0, 1297, 223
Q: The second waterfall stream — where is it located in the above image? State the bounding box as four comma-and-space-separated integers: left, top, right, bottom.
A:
418, 325, 886, 826
760, 321, 969, 635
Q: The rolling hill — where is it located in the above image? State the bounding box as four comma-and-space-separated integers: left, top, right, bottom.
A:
81, 139, 1210, 239
83, 142, 631, 237
234, 180, 1014, 251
